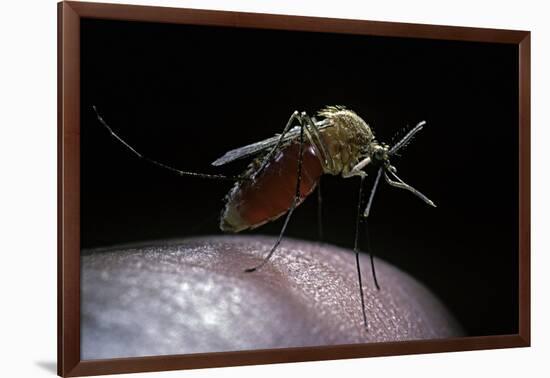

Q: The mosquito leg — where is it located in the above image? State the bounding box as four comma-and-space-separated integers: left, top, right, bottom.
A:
362, 168, 383, 291
244, 120, 306, 273
317, 177, 324, 241
93, 106, 236, 181
254, 110, 302, 178
365, 227, 380, 291
384, 169, 436, 207
300, 112, 332, 172
342, 157, 371, 179
353, 175, 368, 330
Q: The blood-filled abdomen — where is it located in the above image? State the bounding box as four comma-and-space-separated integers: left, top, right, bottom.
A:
220, 142, 324, 232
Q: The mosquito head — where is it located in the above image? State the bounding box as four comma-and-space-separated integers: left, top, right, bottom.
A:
362, 121, 435, 209
371, 143, 391, 168
369, 138, 436, 208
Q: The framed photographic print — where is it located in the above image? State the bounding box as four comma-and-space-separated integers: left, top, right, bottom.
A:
58, 1, 530, 376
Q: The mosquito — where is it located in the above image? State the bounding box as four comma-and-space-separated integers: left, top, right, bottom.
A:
92, 105, 436, 331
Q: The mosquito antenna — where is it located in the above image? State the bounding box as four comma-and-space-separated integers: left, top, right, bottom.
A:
389, 125, 409, 147
389, 120, 426, 155
354, 175, 369, 331
384, 168, 436, 207
92, 106, 236, 181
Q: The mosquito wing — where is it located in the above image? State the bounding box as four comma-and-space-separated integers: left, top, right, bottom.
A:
212, 119, 331, 166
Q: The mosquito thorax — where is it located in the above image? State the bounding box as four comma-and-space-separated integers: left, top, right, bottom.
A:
316, 106, 375, 176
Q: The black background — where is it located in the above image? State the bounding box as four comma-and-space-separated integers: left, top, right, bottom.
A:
81, 19, 519, 337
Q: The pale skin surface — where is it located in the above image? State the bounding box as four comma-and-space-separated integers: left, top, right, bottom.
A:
81, 236, 463, 360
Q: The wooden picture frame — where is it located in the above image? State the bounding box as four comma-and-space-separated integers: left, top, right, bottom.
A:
58, 1, 530, 376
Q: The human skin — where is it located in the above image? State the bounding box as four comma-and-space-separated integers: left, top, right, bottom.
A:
81, 236, 463, 360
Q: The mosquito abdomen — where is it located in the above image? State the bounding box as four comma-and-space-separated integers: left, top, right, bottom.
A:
220, 142, 324, 232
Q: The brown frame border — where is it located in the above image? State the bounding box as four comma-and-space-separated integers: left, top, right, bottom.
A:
58, 1, 531, 376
